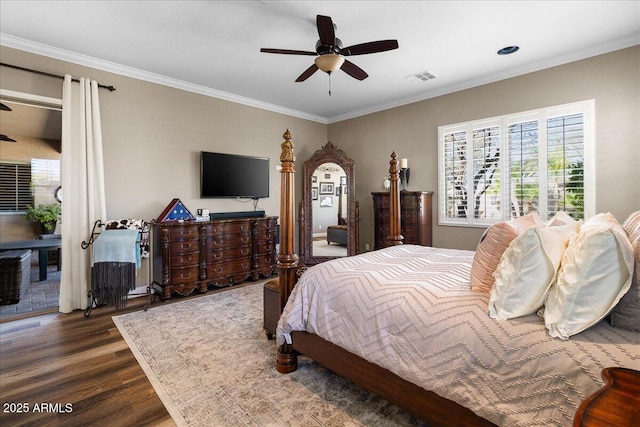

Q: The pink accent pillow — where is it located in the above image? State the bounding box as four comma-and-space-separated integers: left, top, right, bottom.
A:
470, 213, 541, 293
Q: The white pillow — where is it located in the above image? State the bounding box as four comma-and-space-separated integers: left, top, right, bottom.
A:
542, 213, 634, 339
489, 222, 578, 320
545, 211, 578, 227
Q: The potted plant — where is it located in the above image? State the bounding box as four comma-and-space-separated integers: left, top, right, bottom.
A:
23, 203, 62, 235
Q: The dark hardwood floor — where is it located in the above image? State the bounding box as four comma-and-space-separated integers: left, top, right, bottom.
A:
0, 288, 235, 427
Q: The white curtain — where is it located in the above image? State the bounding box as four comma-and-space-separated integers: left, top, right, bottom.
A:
59, 75, 107, 313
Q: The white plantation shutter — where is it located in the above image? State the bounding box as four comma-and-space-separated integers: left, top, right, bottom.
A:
0, 162, 32, 212
439, 100, 594, 226
508, 120, 539, 218
472, 126, 500, 221
442, 130, 467, 221
546, 113, 585, 219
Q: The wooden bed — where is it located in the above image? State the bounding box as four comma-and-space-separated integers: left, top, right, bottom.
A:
273, 130, 639, 427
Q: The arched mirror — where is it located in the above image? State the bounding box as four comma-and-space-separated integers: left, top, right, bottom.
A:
300, 142, 358, 266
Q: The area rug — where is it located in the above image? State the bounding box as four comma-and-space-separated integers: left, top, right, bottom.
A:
113, 282, 428, 427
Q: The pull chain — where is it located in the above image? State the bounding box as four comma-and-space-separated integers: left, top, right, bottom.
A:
328, 72, 332, 96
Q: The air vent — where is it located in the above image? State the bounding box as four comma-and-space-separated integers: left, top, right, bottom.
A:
407, 70, 436, 82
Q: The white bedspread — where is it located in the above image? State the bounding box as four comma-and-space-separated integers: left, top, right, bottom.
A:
277, 245, 640, 427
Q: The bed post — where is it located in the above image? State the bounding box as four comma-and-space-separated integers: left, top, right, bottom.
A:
277, 129, 299, 373
388, 151, 403, 246
277, 129, 298, 310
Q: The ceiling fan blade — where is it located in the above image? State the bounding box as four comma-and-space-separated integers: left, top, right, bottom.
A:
342, 40, 399, 56
295, 64, 319, 82
316, 15, 335, 46
340, 59, 368, 81
260, 48, 317, 56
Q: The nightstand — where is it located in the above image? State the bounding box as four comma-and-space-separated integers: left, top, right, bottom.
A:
574, 367, 640, 426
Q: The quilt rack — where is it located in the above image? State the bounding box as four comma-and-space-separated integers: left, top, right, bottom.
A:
81, 219, 154, 317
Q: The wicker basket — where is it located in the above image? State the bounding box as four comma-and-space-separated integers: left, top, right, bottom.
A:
0, 249, 31, 305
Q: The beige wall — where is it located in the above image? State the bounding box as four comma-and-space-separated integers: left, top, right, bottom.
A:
1, 45, 638, 253
0, 46, 327, 243
329, 46, 640, 250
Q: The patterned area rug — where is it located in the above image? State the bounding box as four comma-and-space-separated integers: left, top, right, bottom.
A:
113, 282, 428, 427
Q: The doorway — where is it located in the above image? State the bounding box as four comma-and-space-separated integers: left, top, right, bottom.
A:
0, 90, 63, 321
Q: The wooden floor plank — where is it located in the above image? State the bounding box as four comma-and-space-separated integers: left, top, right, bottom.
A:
0, 295, 176, 427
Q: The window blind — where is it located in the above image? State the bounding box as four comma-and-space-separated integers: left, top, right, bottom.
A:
0, 162, 32, 212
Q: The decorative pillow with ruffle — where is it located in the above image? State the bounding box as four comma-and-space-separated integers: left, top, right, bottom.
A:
470, 213, 542, 293
542, 213, 634, 339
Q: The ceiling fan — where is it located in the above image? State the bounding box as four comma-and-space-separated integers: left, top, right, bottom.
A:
260, 15, 398, 83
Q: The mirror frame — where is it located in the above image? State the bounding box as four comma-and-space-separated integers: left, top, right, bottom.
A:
300, 141, 357, 266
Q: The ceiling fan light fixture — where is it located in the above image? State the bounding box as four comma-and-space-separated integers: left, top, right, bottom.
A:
315, 54, 345, 73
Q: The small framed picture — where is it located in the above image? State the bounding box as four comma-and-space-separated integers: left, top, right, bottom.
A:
340, 176, 346, 186
320, 196, 333, 207
335, 186, 341, 196
319, 182, 334, 195
324, 173, 331, 179
312, 176, 317, 183
312, 187, 318, 200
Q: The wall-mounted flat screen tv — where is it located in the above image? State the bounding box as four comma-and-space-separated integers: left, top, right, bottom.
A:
200, 151, 269, 199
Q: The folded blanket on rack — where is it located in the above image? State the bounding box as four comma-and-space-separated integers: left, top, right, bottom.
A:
93, 229, 141, 268
105, 219, 150, 258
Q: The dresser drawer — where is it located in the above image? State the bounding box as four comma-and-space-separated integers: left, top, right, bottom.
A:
400, 212, 417, 225
254, 220, 276, 233
206, 222, 252, 236
206, 234, 251, 250
169, 239, 200, 253
255, 241, 275, 254
207, 246, 251, 262
401, 196, 419, 210
255, 232, 275, 244
170, 253, 199, 267
207, 257, 252, 277
170, 266, 199, 284
169, 225, 200, 240
255, 254, 275, 270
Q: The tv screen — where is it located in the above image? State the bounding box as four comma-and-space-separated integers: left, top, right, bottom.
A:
200, 151, 269, 199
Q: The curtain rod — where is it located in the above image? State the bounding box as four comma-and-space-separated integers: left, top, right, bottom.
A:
0, 62, 116, 92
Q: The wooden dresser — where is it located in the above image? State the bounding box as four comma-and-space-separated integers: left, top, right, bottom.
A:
372, 191, 433, 249
152, 216, 278, 300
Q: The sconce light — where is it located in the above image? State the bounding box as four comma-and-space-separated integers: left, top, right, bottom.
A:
399, 158, 410, 191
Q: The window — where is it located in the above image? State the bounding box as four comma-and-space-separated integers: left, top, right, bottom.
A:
0, 162, 32, 212
0, 159, 60, 213
438, 100, 594, 226
30, 158, 61, 203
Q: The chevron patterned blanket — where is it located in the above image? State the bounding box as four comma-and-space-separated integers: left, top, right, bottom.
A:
278, 245, 640, 427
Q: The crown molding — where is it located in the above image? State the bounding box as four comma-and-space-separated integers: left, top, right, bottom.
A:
327, 35, 640, 124
0, 34, 329, 124
3, 33, 637, 126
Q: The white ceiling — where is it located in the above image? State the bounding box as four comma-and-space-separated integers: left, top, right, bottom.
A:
1, 1, 639, 124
